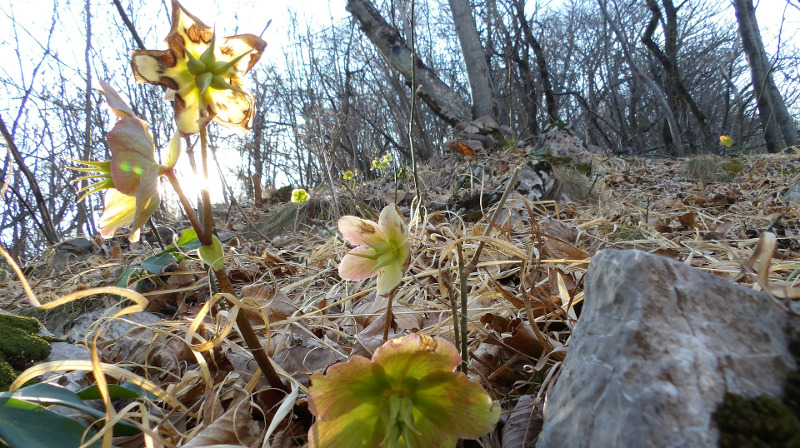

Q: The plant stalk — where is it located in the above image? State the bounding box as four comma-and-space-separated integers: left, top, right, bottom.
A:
383, 289, 394, 341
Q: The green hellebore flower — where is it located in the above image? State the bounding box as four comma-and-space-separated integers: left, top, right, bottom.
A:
74, 80, 182, 242
130, 0, 266, 136
291, 188, 310, 203
308, 333, 500, 448
337, 204, 410, 296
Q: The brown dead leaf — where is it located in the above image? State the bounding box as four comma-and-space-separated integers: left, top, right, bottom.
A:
240, 282, 299, 325
100, 327, 179, 380
202, 384, 225, 426
677, 212, 698, 229
501, 395, 542, 448
446, 140, 478, 157
351, 293, 422, 331
183, 398, 262, 448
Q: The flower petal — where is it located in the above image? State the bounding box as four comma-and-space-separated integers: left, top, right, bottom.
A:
308, 356, 383, 421
108, 117, 156, 195
129, 166, 162, 242
376, 262, 404, 296
373, 334, 461, 379
165, 0, 213, 56
379, 203, 408, 245
309, 403, 384, 448
219, 34, 267, 74
164, 132, 182, 168
206, 83, 255, 132
98, 189, 135, 238
338, 216, 385, 246
338, 246, 378, 281
99, 79, 135, 118
130, 49, 180, 90
413, 372, 500, 439
406, 412, 457, 447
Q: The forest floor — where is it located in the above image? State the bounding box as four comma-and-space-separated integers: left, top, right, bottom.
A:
1, 146, 799, 446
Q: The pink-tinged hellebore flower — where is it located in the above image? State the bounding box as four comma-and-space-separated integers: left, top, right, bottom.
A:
74, 80, 182, 242
308, 333, 500, 448
130, 0, 266, 135
338, 204, 410, 296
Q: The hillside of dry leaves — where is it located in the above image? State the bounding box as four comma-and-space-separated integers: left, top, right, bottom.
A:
1, 147, 799, 446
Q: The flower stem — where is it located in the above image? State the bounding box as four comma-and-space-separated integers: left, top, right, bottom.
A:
214, 267, 288, 394
383, 289, 394, 342
457, 242, 468, 373
166, 171, 206, 242
198, 126, 214, 246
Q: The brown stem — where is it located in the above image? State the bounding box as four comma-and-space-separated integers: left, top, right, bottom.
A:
214, 268, 288, 393
383, 289, 394, 341
199, 127, 213, 246
165, 171, 206, 243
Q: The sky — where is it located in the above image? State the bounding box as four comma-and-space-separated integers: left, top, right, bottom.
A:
0, 0, 797, 205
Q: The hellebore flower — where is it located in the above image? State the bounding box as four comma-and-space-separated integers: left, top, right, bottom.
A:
338, 204, 410, 296
720, 135, 733, 148
308, 333, 500, 448
130, 0, 266, 135
291, 188, 310, 203
73, 80, 181, 242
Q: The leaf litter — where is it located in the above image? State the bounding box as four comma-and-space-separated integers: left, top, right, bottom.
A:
1, 148, 799, 447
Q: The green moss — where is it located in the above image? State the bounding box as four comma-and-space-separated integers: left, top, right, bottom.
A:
0, 325, 50, 369
0, 313, 41, 334
0, 358, 15, 391
714, 339, 800, 447
714, 393, 800, 447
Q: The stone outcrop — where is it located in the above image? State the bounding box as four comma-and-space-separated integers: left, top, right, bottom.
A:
537, 249, 797, 448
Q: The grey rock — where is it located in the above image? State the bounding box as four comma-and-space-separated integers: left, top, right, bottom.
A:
52, 238, 96, 268
45, 341, 91, 362
510, 160, 556, 202
783, 181, 800, 205
537, 249, 797, 448
56, 309, 162, 344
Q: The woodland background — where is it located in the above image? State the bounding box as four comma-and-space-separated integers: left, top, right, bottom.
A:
0, 0, 798, 262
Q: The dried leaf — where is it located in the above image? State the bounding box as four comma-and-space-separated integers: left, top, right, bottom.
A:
183, 398, 262, 448
501, 395, 542, 448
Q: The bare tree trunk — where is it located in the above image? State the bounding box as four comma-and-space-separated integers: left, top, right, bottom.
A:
642, 0, 714, 151
448, 0, 495, 119
733, 0, 798, 152
512, 0, 558, 124
598, 0, 683, 156
0, 115, 59, 245
346, 0, 471, 126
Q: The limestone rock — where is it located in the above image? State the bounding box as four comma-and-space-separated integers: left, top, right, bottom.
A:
783, 180, 800, 205
537, 249, 797, 448
55, 309, 162, 344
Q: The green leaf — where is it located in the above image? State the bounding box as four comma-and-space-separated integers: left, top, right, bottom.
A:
0, 396, 102, 448
174, 228, 200, 249
140, 251, 178, 274
76, 384, 141, 401
197, 235, 224, 271
115, 265, 138, 288
2, 383, 140, 436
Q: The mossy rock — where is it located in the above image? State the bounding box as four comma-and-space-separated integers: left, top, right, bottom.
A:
0, 314, 51, 391
714, 393, 800, 447
0, 325, 50, 369
0, 353, 16, 391
0, 313, 41, 334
